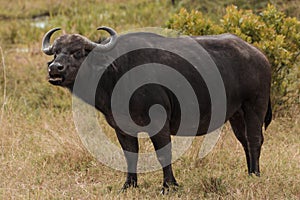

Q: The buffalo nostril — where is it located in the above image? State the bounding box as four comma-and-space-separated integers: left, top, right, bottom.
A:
57, 65, 65, 71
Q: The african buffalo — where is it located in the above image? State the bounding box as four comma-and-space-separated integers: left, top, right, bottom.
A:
42, 26, 272, 193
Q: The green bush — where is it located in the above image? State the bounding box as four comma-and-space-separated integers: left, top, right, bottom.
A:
167, 5, 300, 115
166, 9, 223, 35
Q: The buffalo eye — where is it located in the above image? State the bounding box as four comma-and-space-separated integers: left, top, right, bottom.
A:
72, 50, 83, 59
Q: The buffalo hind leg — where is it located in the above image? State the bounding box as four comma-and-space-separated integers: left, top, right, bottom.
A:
150, 131, 178, 194
242, 103, 265, 176
229, 109, 251, 174
116, 129, 139, 191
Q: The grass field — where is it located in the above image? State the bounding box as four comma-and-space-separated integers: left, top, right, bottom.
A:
0, 0, 299, 199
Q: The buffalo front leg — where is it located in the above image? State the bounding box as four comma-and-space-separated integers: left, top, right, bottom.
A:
116, 130, 139, 190
150, 132, 178, 194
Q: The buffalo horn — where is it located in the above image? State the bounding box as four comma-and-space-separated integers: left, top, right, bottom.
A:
95, 26, 118, 50
42, 27, 61, 55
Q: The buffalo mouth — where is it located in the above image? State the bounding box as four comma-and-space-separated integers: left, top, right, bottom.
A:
48, 74, 64, 85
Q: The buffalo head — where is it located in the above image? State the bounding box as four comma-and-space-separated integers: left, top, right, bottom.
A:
42, 27, 117, 88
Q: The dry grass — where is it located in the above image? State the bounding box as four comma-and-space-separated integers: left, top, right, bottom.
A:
0, 39, 299, 200
0, 0, 299, 199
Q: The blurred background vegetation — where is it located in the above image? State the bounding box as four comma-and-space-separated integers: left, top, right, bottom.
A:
167, 4, 300, 114
0, 0, 299, 199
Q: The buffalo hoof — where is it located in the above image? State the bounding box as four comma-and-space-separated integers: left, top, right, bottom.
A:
119, 180, 138, 193
160, 182, 179, 195
249, 172, 260, 177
